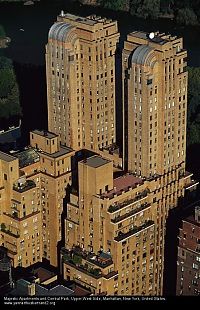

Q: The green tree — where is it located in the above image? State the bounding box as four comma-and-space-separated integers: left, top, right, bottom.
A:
187, 67, 200, 145
72, 254, 82, 265
130, 0, 142, 16
176, 8, 198, 25
0, 62, 21, 119
100, 0, 125, 10
0, 223, 6, 231
0, 56, 12, 69
188, 122, 200, 145
160, 0, 174, 14
0, 25, 5, 38
130, 0, 160, 19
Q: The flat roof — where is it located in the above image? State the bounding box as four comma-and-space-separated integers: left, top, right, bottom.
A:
183, 215, 200, 228
33, 267, 56, 283
60, 13, 114, 26
102, 174, 143, 199
35, 284, 73, 296
32, 130, 57, 139
73, 285, 91, 296
82, 155, 111, 168
42, 145, 73, 158
0, 151, 17, 162
130, 31, 168, 45
14, 148, 40, 168
62, 13, 97, 25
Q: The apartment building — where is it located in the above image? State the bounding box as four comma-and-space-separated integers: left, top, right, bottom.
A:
46, 12, 119, 151
123, 31, 187, 176
0, 130, 74, 267
176, 206, 200, 295
61, 153, 194, 295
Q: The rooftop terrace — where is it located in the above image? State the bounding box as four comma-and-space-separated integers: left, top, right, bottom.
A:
61, 246, 113, 269
13, 179, 36, 193
102, 173, 144, 199
14, 148, 39, 168
129, 31, 169, 45
59, 12, 114, 26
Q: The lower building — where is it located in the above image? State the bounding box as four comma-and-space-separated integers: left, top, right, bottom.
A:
61, 153, 196, 295
0, 130, 74, 268
176, 206, 200, 295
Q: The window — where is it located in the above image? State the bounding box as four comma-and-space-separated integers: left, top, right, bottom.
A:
193, 263, 199, 270
68, 55, 74, 61
147, 79, 152, 85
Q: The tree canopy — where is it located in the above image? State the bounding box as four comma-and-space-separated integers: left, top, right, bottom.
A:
130, 0, 160, 19
97, 0, 200, 24
176, 8, 198, 25
0, 25, 6, 38
99, 0, 126, 11
187, 67, 200, 145
0, 26, 21, 122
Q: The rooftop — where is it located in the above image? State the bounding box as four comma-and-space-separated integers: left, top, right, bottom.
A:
14, 148, 40, 168
32, 130, 57, 139
32, 267, 56, 283
36, 284, 73, 296
183, 215, 200, 228
13, 179, 36, 193
62, 247, 113, 269
0, 151, 17, 163
12, 279, 74, 296
102, 174, 144, 199
72, 284, 91, 296
81, 155, 111, 168
41, 145, 73, 158
59, 12, 114, 26
130, 31, 169, 45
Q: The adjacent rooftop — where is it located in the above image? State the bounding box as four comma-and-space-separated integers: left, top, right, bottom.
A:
41, 145, 73, 158
14, 148, 40, 168
82, 155, 111, 168
59, 12, 114, 26
32, 129, 57, 139
11, 279, 74, 296
129, 31, 170, 45
0, 151, 17, 163
102, 173, 144, 199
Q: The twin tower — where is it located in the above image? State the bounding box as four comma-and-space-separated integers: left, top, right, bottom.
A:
45, 12, 191, 295
46, 12, 187, 179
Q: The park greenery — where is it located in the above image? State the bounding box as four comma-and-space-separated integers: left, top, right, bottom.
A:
187, 67, 200, 145
0, 56, 21, 120
0, 25, 6, 38
98, 0, 200, 25
0, 25, 21, 122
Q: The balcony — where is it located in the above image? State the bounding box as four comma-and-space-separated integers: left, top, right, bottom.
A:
0, 223, 20, 238
13, 180, 36, 193
184, 180, 199, 191
108, 190, 148, 213
111, 203, 150, 223
114, 220, 154, 242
